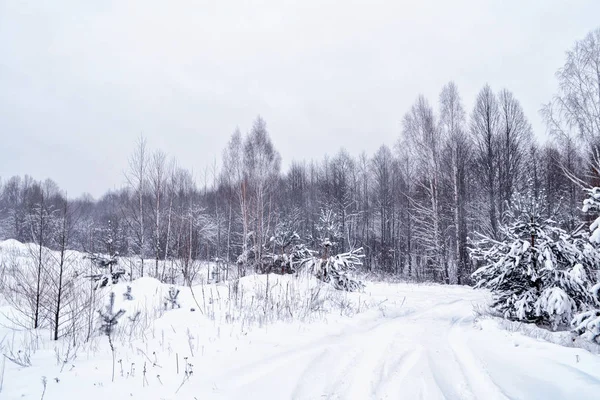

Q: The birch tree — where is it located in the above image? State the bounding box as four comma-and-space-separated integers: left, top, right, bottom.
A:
243, 116, 281, 273
403, 96, 447, 281
439, 82, 470, 283
470, 84, 500, 238
124, 136, 148, 277
543, 28, 600, 146
149, 149, 167, 277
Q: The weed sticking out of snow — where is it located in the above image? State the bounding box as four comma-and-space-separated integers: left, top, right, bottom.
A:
0, 253, 380, 399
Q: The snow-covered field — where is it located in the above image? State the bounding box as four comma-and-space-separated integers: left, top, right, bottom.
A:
2, 243, 600, 399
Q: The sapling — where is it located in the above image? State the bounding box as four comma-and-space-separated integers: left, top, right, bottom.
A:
86, 253, 125, 289
164, 286, 181, 310
123, 286, 134, 301
98, 292, 125, 382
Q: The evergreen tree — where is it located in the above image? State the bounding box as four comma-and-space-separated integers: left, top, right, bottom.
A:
471, 190, 598, 329
98, 292, 125, 382
301, 247, 365, 292
86, 222, 126, 289
571, 187, 600, 342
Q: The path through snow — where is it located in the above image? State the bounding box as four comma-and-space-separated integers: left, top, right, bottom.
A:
179, 284, 600, 400
3, 280, 600, 399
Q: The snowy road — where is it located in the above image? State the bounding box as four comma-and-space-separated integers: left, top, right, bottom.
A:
182, 284, 600, 400
4, 280, 600, 400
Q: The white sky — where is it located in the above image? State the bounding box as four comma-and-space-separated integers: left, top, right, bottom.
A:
1, 0, 599, 198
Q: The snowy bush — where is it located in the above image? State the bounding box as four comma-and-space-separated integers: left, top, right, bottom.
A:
262, 231, 316, 275
301, 247, 365, 292
471, 193, 600, 330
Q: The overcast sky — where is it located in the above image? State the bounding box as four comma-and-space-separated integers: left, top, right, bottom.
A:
1, 0, 599, 198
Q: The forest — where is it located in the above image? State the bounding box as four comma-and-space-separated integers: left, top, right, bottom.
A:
0, 28, 599, 289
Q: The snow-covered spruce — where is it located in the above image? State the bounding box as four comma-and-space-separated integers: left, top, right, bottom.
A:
86, 252, 126, 289
98, 292, 126, 338
572, 308, 600, 344
571, 188, 600, 343
262, 222, 316, 275
98, 292, 126, 382
236, 232, 315, 275
312, 208, 344, 250
471, 196, 600, 330
237, 233, 364, 291
583, 187, 600, 243
164, 286, 181, 309
301, 247, 365, 292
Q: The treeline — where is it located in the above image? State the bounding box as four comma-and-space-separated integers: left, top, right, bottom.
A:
0, 28, 598, 284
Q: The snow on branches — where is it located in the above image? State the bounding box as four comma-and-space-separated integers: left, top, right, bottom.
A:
471, 193, 600, 330
301, 247, 365, 292
86, 252, 126, 289
583, 187, 600, 243
314, 208, 343, 249
571, 188, 600, 343
235, 207, 363, 291
98, 292, 125, 337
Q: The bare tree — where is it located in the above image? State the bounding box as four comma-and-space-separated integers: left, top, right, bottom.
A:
222, 128, 249, 274
542, 28, 600, 146
242, 116, 281, 272
149, 149, 167, 278
160, 158, 177, 281
47, 198, 83, 340
470, 84, 500, 238
124, 135, 148, 277
497, 89, 532, 217
3, 193, 56, 330
371, 145, 395, 272
439, 82, 469, 283
29, 194, 55, 329
403, 95, 447, 282
395, 141, 415, 277
542, 27, 600, 197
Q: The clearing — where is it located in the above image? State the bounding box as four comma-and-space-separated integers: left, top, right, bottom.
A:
2, 274, 600, 399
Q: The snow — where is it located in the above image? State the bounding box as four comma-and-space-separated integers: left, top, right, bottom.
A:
536, 287, 575, 327
2, 275, 600, 399
583, 187, 600, 243
570, 263, 587, 285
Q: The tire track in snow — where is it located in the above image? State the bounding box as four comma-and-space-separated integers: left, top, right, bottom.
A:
191, 290, 517, 399
371, 346, 423, 399
447, 316, 510, 400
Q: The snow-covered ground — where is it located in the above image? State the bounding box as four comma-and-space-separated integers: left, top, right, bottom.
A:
2, 242, 600, 399
171, 284, 600, 400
